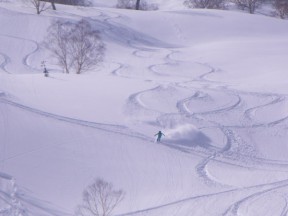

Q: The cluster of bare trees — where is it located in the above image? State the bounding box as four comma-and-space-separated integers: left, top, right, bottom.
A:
76, 179, 125, 216
273, 0, 288, 18
183, 0, 288, 18
26, 0, 288, 18
184, 0, 227, 9
26, 0, 91, 14
183, 0, 263, 11
234, 0, 288, 17
44, 19, 104, 74
233, 0, 264, 13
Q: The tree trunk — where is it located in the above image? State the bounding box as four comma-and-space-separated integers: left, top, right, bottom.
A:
51, 0, 56, 10
136, 0, 140, 10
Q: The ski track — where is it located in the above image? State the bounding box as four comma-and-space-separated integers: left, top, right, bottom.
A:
280, 195, 288, 216
222, 180, 288, 216
0, 97, 153, 144
0, 52, 11, 73
0, 34, 41, 73
117, 178, 288, 216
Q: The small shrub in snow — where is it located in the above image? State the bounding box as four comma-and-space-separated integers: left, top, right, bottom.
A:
76, 178, 124, 216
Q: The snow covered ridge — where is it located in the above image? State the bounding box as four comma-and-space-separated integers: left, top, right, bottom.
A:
1, 1, 288, 216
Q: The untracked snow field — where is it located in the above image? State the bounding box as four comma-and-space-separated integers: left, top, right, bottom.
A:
1, 1, 288, 216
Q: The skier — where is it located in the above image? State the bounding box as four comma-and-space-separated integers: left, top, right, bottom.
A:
155, 131, 165, 142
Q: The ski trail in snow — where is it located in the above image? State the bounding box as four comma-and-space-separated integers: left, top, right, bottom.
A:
280, 196, 288, 216
117, 178, 288, 216
0, 52, 11, 73
222, 180, 288, 216
0, 96, 152, 143
0, 35, 41, 73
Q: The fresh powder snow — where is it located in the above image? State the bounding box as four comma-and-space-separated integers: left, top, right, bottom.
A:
1, 0, 288, 216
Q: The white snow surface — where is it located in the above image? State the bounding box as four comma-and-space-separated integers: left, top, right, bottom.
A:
1, 1, 288, 216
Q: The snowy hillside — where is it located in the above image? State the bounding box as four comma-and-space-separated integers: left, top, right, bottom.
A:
1, 1, 288, 216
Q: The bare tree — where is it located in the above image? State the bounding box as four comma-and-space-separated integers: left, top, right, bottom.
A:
50, 0, 56, 10
26, 0, 49, 14
273, 0, 288, 18
44, 20, 74, 73
76, 179, 125, 216
184, 0, 227, 9
234, 0, 264, 13
70, 20, 105, 74
136, 0, 140, 9
44, 19, 104, 74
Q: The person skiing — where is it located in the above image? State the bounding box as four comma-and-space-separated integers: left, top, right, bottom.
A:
155, 131, 165, 142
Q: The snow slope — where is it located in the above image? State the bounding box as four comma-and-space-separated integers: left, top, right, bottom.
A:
1, 1, 288, 216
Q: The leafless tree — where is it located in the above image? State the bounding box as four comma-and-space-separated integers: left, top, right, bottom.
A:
273, 0, 288, 18
184, 0, 227, 9
44, 19, 104, 74
234, 0, 264, 13
50, 0, 56, 10
76, 179, 125, 216
136, 0, 140, 9
26, 0, 49, 14
70, 20, 105, 74
44, 21, 74, 73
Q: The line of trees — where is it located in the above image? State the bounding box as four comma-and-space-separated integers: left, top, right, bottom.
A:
273, 0, 288, 18
183, 0, 264, 12
184, 0, 227, 9
26, 0, 288, 18
183, 0, 288, 17
234, 0, 264, 14
44, 19, 105, 74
